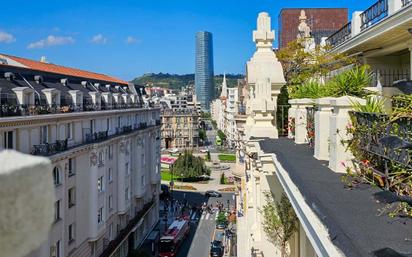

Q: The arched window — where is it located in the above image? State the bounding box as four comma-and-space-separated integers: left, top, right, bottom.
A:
53, 167, 60, 186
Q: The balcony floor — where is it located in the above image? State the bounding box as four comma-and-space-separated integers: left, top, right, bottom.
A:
258, 137, 412, 257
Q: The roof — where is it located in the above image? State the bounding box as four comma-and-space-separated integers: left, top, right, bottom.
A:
258, 137, 412, 257
0, 54, 128, 85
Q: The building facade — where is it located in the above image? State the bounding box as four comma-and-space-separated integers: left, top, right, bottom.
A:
161, 109, 199, 149
0, 54, 161, 257
278, 8, 348, 48
195, 31, 215, 111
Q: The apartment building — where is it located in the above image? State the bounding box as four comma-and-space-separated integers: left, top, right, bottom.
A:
160, 108, 199, 149
0, 54, 161, 257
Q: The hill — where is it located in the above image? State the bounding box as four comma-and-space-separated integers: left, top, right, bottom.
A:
131, 73, 244, 90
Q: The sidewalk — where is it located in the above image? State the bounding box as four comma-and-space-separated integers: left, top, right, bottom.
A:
161, 180, 235, 192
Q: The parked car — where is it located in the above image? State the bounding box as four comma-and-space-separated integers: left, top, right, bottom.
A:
216, 221, 227, 229
205, 190, 222, 197
210, 240, 224, 257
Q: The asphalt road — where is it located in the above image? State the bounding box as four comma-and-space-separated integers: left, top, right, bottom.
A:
171, 191, 235, 257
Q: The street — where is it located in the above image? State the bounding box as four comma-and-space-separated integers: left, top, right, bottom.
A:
162, 190, 236, 257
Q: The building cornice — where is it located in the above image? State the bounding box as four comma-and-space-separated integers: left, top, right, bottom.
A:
271, 153, 344, 257
0, 108, 160, 129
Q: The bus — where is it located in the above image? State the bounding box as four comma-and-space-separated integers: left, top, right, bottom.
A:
159, 218, 190, 257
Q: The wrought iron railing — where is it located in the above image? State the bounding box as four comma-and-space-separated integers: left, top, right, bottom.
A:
85, 131, 109, 143
32, 139, 68, 156
370, 69, 410, 87
326, 22, 352, 47
349, 111, 411, 193
306, 107, 316, 148
361, 0, 389, 31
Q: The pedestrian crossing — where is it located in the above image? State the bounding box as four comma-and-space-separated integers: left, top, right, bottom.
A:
198, 210, 219, 221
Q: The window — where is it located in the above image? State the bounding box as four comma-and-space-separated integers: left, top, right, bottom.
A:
106, 118, 110, 131
98, 152, 104, 166
108, 168, 113, 182
68, 187, 75, 207
97, 207, 103, 224
68, 158, 75, 176
117, 117, 121, 128
68, 224, 75, 242
125, 162, 129, 176
66, 123, 72, 139
141, 153, 145, 166
108, 195, 113, 211
40, 125, 48, 144
108, 145, 113, 160
97, 176, 104, 192
125, 187, 130, 201
3, 131, 13, 149
54, 200, 61, 221
50, 240, 61, 257
141, 175, 145, 187
90, 120, 95, 134
53, 167, 60, 186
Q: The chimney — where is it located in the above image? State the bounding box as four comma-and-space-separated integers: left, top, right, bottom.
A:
40, 56, 48, 63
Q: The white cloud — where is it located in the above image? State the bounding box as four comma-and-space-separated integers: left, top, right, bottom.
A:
125, 36, 141, 44
91, 34, 107, 44
0, 31, 16, 43
27, 35, 74, 49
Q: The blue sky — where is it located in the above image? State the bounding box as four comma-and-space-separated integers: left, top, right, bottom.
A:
0, 0, 371, 81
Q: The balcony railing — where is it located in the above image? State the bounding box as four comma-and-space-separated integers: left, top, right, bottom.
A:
32, 139, 68, 156
0, 102, 146, 118
99, 200, 155, 257
360, 0, 389, 31
31, 122, 159, 157
326, 22, 352, 47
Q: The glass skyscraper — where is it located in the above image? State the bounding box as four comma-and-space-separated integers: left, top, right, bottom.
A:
195, 31, 214, 111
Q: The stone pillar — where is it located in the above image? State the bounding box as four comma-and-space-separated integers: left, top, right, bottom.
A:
88, 92, 101, 110
101, 92, 113, 109
314, 97, 334, 160
351, 11, 363, 37
294, 99, 314, 144
0, 150, 54, 257
388, 0, 403, 15
12, 87, 34, 105
246, 12, 286, 139
288, 99, 298, 139
42, 88, 61, 107
329, 96, 365, 173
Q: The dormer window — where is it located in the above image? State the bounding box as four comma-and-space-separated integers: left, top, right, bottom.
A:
34, 75, 43, 84
4, 72, 15, 81
61, 78, 68, 86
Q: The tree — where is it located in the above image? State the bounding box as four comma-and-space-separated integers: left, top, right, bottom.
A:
199, 128, 207, 142
220, 173, 226, 184
171, 150, 210, 178
217, 130, 227, 142
261, 192, 299, 257
277, 40, 355, 96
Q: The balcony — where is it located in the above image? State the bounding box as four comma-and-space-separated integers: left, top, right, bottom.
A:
327, 0, 412, 47
32, 139, 68, 156
31, 122, 159, 157
99, 200, 155, 257
0, 102, 145, 118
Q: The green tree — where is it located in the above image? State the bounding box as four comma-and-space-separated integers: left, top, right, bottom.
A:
217, 130, 227, 142
261, 192, 299, 257
199, 128, 207, 142
171, 150, 210, 178
220, 173, 226, 184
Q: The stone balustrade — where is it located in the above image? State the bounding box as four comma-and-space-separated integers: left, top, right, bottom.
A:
328, 96, 366, 173
287, 99, 298, 139
314, 97, 334, 161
